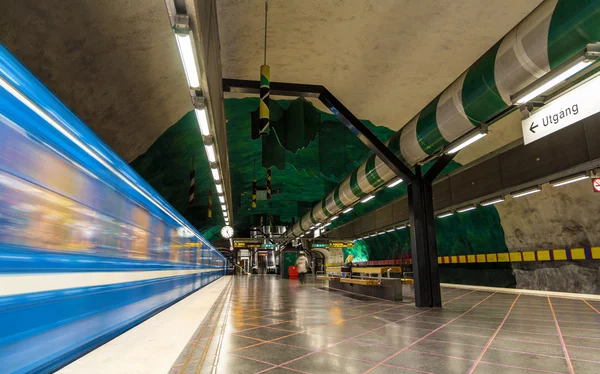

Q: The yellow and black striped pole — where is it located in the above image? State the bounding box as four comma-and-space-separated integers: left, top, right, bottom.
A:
252, 179, 257, 208
188, 169, 195, 204
266, 168, 272, 200
208, 189, 212, 218
259, 64, 270, 136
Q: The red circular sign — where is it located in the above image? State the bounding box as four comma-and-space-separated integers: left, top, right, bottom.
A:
593, 178, 600, 193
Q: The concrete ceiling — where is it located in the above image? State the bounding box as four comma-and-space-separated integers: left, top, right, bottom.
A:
0, 0, 191, 162
1, 0, 546, 188
218, 0, 544, 165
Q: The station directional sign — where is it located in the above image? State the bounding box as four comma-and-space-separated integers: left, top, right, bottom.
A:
522, 74, 600, 145
329, 241, 354, 248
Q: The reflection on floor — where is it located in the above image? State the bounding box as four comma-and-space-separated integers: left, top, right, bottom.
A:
170, 275, 600, 374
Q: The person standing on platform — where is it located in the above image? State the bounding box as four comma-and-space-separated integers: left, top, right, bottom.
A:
258, 255, 267, 276
296, 251, 309, 285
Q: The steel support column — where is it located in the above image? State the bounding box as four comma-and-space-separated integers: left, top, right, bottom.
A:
408, 153, 456, 308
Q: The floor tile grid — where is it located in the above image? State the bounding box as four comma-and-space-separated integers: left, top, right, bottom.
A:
251, 290, 481, 373
230, 289, 477, 357
548, 297, 575, 374
361, 292, 498, 374
465, 293, 520, 373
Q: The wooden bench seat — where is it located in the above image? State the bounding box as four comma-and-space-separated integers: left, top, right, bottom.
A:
317, 276, 341, 281
351, 267, 402, 274
340, 278, 379, 286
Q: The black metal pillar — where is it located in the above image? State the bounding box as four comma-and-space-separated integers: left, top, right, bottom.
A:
408, 166, 441, 307
409, 154, 456, 308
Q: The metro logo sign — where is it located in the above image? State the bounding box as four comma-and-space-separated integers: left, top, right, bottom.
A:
522, 74, 600, 145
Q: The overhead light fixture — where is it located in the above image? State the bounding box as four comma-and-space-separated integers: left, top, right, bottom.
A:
481, 197, 505, 206
211, 168, 220, 181
309, 226, 315, 230
330, 216, 339, 221
215, 184, 223, 194
194, 108, 210, 136
387, 179, 403, 188
361, 195, 375, 203
511, 186, 541, 198
324, 222, 332, 227
457, 206, 476, 213
315, 223, 322, 227
174, 28, 200, 88
446, 126, 488, 154
377, 232, 385, 236
551, 173, 590, 187
369, 234, 376, 238
396, 225, 406, 230
437, 212, 453, 219
218, 194, 225, 204
223, 211, 228, 217
221, 204, 226, 211
386, 228, 395, 233
342, 207, 353, 214
204, 144, 216, 163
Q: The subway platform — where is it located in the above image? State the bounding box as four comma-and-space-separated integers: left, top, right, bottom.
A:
66, 276, 600, 374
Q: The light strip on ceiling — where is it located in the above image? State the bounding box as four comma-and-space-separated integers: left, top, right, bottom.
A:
194, 108, 210, 136
515, 60, 593, 104
446, 130, 487, 154
361, 195, 375, 203
456, 206, 476, 213
211, 168, 220, 181
551, 174, 589, 187
215, 184, 223, 194
218, 195, 225, 204
481, 197, 505, 206
330, 215, 339, 221
205, 144, 216, 163
387, 179, 403, 188
342, 207, 353, 214
174, 31, 200, 88
437, 212, 453, 219
511, 187, 541, 198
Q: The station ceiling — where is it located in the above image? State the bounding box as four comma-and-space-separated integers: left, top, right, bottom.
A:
1, 0, 546, 234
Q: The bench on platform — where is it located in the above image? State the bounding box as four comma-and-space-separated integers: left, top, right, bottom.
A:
340, 278, 379, 286
317, 275, 341, 281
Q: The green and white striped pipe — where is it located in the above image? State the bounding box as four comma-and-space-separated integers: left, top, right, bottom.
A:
289, 0, 600, 238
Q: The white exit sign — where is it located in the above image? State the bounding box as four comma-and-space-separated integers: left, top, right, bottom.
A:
522, 74, 600, 145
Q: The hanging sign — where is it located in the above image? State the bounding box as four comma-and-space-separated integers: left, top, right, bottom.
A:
522, 74, 600, 145
593, 178, 600, 193
234, 240, 262, 249
329, 241, 354, 248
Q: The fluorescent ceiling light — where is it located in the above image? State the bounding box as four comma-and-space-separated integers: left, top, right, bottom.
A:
396, 225, 407, 230
437, 212, 453, 219
195, 108, 210, 136
481, 197, 505, 206
174, 31, 200, 88
223, 211, 228, 217
515, 60, 593, 104
457, 206, 476, 213
218, 195, 225, 204
315, 223, 322, 227
215, 184, 223, 194
204, 144, 216, 163
361, 195, 375, 203
377, 232, 385, 236
511, 187, 541, 198
551, 174, 590, 187
330, 216, 339, 221
324, 222, 331, 227
342, 207, 353, 214
446, 131, 487, 154
221, 204, 226, 210
211, 168, 220, 181
369, 234, 376, 238
386, 229, 395, 233
387, 179, 403, 188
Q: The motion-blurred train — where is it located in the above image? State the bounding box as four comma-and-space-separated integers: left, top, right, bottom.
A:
0, 45, 226, 373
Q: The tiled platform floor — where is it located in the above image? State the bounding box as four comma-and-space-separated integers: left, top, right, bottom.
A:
174, 275, 600, 374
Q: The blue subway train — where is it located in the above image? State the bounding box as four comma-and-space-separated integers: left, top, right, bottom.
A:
0, 45, 226, 373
